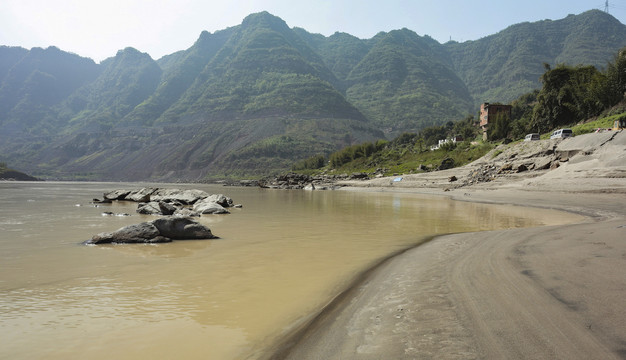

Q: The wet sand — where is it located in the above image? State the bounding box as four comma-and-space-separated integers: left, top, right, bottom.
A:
266, 132, 626, 359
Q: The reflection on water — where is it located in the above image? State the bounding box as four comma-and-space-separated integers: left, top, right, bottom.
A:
0, 182, 577, 359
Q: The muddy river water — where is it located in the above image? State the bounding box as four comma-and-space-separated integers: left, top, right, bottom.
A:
0, 182, 574, 359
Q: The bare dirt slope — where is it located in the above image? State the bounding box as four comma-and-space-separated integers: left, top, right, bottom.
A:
339, 131, 626, 194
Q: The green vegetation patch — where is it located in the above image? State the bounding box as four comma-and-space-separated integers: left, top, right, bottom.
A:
571, 113, 625, 135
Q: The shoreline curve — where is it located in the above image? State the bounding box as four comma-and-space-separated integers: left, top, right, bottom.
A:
262, 186, 626, 360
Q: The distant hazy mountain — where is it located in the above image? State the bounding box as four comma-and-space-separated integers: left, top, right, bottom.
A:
0, 10, 624, 181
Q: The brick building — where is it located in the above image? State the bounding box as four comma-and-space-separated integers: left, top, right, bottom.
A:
479, 102, 512, 140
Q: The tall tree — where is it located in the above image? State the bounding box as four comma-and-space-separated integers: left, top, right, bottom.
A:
530, 64, 604, 132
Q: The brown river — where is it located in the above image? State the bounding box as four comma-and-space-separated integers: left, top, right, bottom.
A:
0, 181, 574, 359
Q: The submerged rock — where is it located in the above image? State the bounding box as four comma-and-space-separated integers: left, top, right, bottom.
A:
92, 198, 112, 204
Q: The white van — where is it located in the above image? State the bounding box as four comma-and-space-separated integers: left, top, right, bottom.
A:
524, 133, 540, 141
550, 128, 573, 139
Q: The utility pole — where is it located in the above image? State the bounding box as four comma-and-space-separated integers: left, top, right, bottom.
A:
605, 0, 610, 14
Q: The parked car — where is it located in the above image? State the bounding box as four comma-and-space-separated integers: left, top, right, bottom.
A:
550, 128, 573, 139
524, 133, 540, 141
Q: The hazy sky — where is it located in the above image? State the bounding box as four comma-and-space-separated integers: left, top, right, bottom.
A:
1, 0, 624, 63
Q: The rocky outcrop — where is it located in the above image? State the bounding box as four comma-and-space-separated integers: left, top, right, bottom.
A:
150, 189, 210, 204
126, 187, 156, 202
102, 188, 213, 204
259, 173, 346, 190
99, 188, 237, 216
136, 201, 177, 215
84, 217, 217, 244
103, 189, 132, 201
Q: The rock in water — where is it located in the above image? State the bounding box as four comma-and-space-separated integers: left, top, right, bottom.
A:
103, 189, 132, 201
193, 199, 230, 214
84, 217, 216, 245
136, 201, 178, 215
158, 201, 177, 215
87, 222, 169, 244
150, 189, 210, 205
136, 201, 162, 215
204, 194, 234, 208
173, 208, 201, 217
152, 217, 216, 240
126, 187, 157, 202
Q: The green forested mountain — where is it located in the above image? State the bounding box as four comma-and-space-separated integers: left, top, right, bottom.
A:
127, 27, 236, 126
0, 10, 625, 181
0, 46, 101, 135
59, 47, 162, 132
446, 10, 626, 104
344, 29, 472, 132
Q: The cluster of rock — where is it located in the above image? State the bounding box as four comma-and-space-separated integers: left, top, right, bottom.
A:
259, 172, 372, 190
261, 159, 462, 190
84, 216, 216, 245
453, 142, 577, 187
87, 188, 240, 245
96, 188, 240, 216
212, 179, 259, 187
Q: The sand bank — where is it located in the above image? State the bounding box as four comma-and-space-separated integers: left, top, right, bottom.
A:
267, 132, 626, 359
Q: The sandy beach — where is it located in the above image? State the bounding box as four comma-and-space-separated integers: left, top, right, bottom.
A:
267, 131, 626, 359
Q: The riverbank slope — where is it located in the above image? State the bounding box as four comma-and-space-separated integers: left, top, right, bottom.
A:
269, 131, 626, 359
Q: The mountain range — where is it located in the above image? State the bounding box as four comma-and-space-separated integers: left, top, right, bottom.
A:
1, 10, 625, 181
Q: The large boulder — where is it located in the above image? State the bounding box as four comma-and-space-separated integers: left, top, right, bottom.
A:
152, 217, 216, 240
126, 187, 157, 202
193, 199, 230, 214
204, 194, 234, 208
136, 202, 162, 215
103, 189, 132, 201
158, 201, 177, 215
86, 222, 170, 244
173, 208, 201, 217
438, 158, 455, 171
85, 217, 216, 244
136, 201, 178, 215
150, 189, 210, 204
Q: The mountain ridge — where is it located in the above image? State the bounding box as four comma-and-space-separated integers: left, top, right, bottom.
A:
1, 10, 625, 181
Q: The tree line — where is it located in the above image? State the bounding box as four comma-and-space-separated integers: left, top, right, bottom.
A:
490, 48, 626, 140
